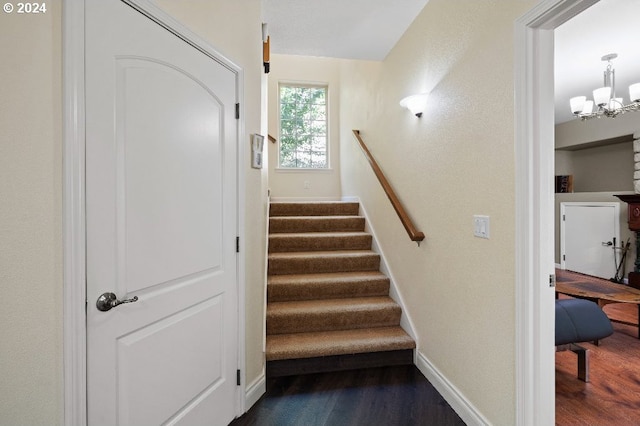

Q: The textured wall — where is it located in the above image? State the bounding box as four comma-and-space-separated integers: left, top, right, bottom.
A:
0, 3, 63, 424
338, 1, 534, 423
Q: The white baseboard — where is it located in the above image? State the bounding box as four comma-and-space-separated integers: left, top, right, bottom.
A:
415, 351, 490, 426
244, 372, 266, 412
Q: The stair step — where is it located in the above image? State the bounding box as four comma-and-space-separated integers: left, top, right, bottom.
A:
270, 202, 360, 217
268, 250, 380, 275
269, 216, 365, 233
269, 232, 372, 252
267, 296, 401, 334
268, 271, 390, 302
265, 326, 415, 361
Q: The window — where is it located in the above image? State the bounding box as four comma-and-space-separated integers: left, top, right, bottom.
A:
279, 84, 328, 169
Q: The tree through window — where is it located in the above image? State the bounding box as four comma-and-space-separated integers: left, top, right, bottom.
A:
279, 84, 328, 168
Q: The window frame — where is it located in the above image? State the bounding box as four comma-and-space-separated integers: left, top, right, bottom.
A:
277, 82, 330, 170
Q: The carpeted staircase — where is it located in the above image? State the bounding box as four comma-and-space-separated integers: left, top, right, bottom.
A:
266, 201, 416, 376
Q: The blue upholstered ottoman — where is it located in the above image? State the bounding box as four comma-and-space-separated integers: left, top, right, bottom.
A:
556, 298, 613, 382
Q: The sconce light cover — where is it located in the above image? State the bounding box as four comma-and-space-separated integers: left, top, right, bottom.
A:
400, 93, 429, 117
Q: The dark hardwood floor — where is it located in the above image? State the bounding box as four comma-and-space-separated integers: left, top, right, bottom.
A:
556, 271, 640, 425
230, 365, 465, 426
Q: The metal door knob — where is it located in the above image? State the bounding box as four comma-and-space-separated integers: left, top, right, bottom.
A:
96, 292, 139, 312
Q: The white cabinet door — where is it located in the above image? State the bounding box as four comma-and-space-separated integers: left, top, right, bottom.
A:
85, 1, 239, 424
561, 202, 620, 279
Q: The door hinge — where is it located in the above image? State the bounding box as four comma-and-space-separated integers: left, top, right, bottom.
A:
549, 274, 556, 288
235, 103, 240, 119
237, 369, 241, 386
562, 214, 566, 221
562, 254, 566, 261
236, 236, 240, 253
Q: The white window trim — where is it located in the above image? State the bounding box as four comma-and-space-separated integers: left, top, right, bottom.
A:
277, 82, 330, 170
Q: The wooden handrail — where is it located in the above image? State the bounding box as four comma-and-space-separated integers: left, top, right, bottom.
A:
352, 130, 425, 245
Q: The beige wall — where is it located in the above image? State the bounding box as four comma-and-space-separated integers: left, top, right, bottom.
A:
557, 142, 634, 193
0, 1, 266, 423
0, 3, 63, 424
338, 1, 534, 423
556, 111, 640, 149
267, 54, 342, 199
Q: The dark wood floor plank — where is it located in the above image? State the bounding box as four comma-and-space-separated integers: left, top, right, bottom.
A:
230, 365, 465, 426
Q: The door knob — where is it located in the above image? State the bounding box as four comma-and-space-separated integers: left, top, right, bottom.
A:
602, 241, 613, 246
96, 292, 139, 312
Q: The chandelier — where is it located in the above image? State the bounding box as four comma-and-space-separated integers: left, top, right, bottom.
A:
569, 53, 640, 120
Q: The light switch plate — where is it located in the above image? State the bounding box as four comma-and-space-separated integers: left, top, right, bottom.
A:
473, 215, 490, 239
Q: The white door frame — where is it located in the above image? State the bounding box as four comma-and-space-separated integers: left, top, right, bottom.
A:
514, 0, 598, 424
62, 1, 246, 424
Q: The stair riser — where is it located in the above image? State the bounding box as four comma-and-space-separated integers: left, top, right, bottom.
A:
269, 235, 372, 252
268, 255, 380, 275
268, 280, 390, 302
269, 217, 365, 233
266, 350, 414, 376
270, 202, 360, 217
267, 306, 402, 334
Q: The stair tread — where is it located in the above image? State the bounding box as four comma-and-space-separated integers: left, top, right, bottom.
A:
269, 231, 370, 238
266, 326, 415, 361
268, 271, 388, 285
268, 271, 390, 302
270, 202, 360, 217
268, 250, 378, 259
267, 296, 398, 315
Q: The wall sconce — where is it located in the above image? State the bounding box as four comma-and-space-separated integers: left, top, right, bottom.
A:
400, 93, 429, 117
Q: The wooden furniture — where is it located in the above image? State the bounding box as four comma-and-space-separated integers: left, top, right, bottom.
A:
614, 194, 640, 286
556, 277, 640, 338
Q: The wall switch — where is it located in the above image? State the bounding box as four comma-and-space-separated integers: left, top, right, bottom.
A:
473, 215, 490, 239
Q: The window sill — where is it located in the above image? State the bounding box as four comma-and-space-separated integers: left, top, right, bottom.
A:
275, 167, 334, 173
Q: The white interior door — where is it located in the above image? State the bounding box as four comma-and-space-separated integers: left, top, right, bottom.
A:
85, 1, 238, 424
561, 202, 620, 279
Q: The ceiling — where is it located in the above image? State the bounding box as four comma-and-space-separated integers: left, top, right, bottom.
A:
554, 0, 640, 124
263, 0, 429, 61
263, 0, 640, 124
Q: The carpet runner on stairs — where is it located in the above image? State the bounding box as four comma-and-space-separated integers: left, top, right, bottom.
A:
266, 201, 415, 376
